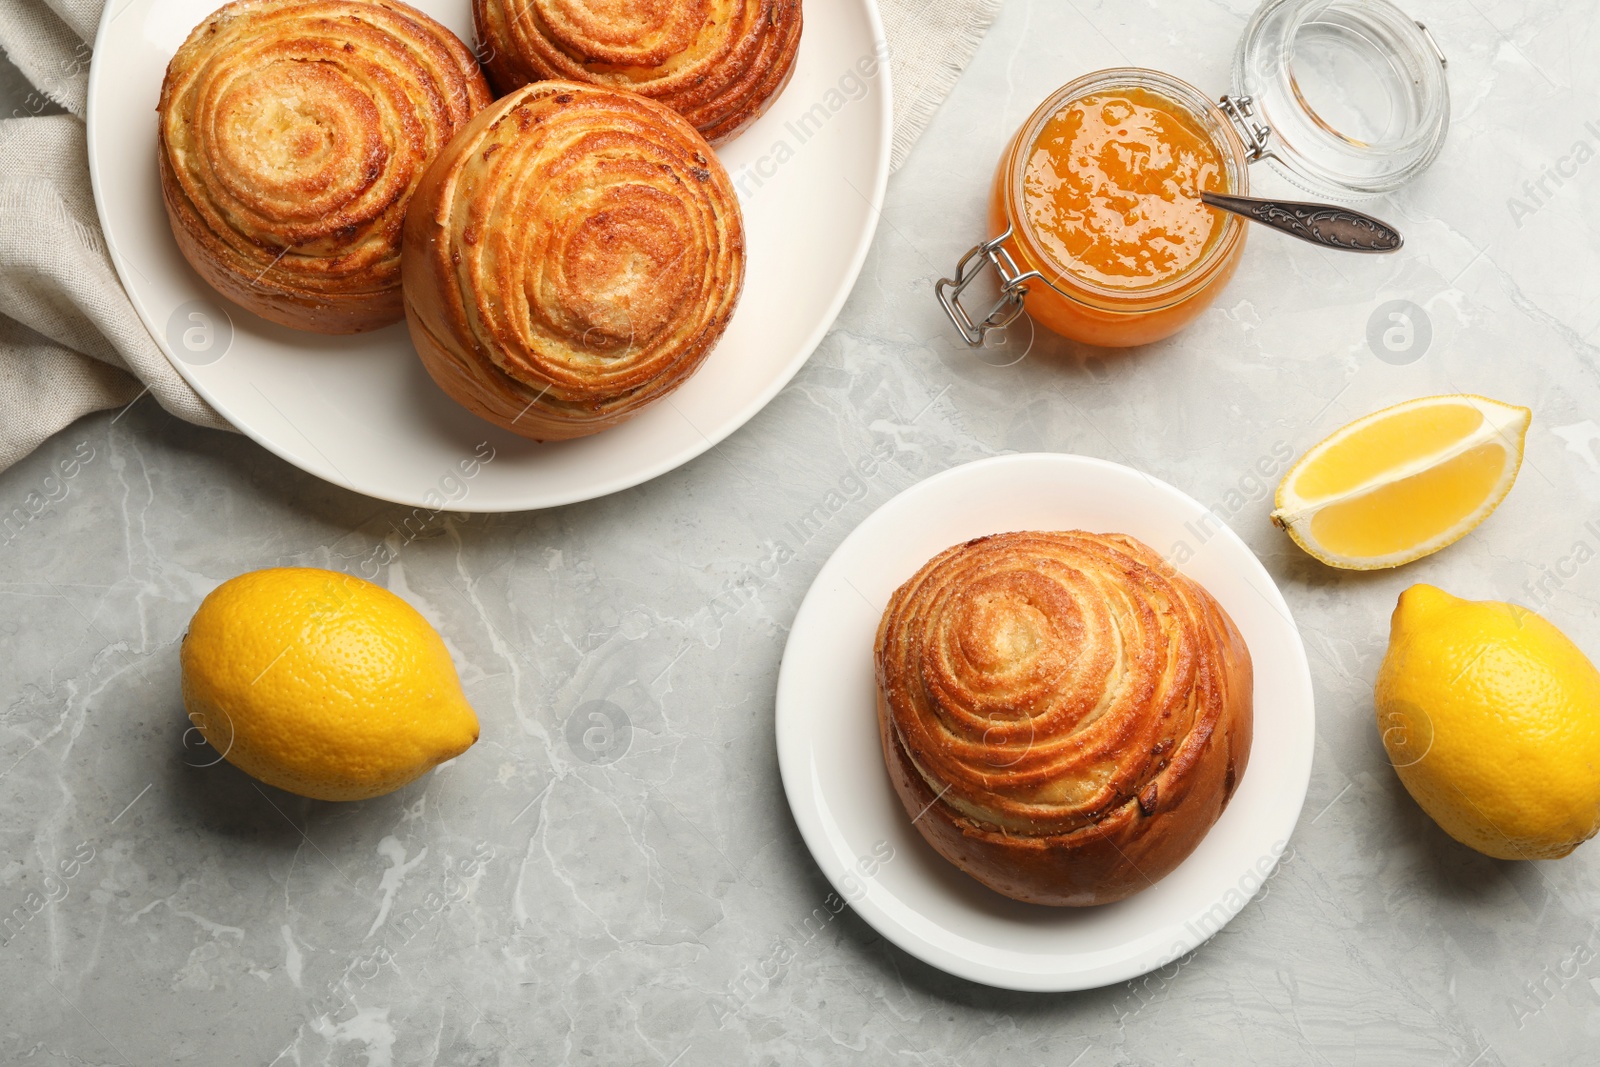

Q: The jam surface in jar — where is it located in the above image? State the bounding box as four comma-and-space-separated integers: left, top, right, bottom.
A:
1022, 87, 1226, 291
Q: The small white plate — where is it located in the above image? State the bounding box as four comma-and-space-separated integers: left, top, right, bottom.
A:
775, 453, 1316, 992
87, 0, 890, 510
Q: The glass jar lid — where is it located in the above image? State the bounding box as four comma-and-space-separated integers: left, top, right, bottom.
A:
1232, 0, 1449, 200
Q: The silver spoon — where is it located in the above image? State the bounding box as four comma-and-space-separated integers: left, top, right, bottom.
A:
1200, 191, 1404, 253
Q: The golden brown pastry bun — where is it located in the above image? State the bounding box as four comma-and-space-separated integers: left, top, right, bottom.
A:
158, 0, 490, 334
874, 531, 1253, 907
473, 0, 801, 144
401, 81, 745, 441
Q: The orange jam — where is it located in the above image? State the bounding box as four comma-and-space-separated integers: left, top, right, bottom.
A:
987, 71, 1248, 348
1022, 89, 1225, 291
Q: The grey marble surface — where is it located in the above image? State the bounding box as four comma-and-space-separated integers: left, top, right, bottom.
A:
5, 0, 1600, 1062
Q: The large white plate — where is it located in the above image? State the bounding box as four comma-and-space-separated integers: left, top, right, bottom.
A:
775, 453, 1316, 992
87, 0, 890, 510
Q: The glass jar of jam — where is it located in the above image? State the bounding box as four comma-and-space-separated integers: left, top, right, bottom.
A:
979, 69, 1252, 349
939, 0, 1450, 350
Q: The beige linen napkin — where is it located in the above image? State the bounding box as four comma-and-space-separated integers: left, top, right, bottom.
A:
0, 0, 1001, 473
880, 0, 1002, 170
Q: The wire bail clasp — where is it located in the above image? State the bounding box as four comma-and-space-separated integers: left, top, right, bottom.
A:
1218, 94, 1273, 161
935, 227, 1042, 348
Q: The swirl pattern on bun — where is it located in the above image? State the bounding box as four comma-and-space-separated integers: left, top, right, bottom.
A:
401, 81, 745, 441
874, 531, 1253, 906
158, 0, 490, 333
473, 0, 801, 144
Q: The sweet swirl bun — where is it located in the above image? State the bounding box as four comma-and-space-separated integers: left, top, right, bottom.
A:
874, 531, 1253, 906
401, 81, 745, 441
473, 0, 801, 144
158, 0, 490, 334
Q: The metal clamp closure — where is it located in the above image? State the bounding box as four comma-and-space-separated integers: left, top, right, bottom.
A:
1218, 94, 1273, 161
935, 227, 1042, 348
1415, 21, 1447, 68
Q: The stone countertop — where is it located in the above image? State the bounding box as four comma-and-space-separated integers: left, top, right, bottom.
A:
4, 0, 1600, 1063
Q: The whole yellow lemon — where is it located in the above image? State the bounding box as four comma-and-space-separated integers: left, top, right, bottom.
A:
1376, 584, 1600, 859
180, 568, 480, 801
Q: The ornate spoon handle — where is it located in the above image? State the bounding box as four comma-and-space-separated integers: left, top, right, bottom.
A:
1200, 192, 1404, 253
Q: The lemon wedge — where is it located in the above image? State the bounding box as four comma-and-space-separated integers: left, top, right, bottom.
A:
1271, 394, 1531, 570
